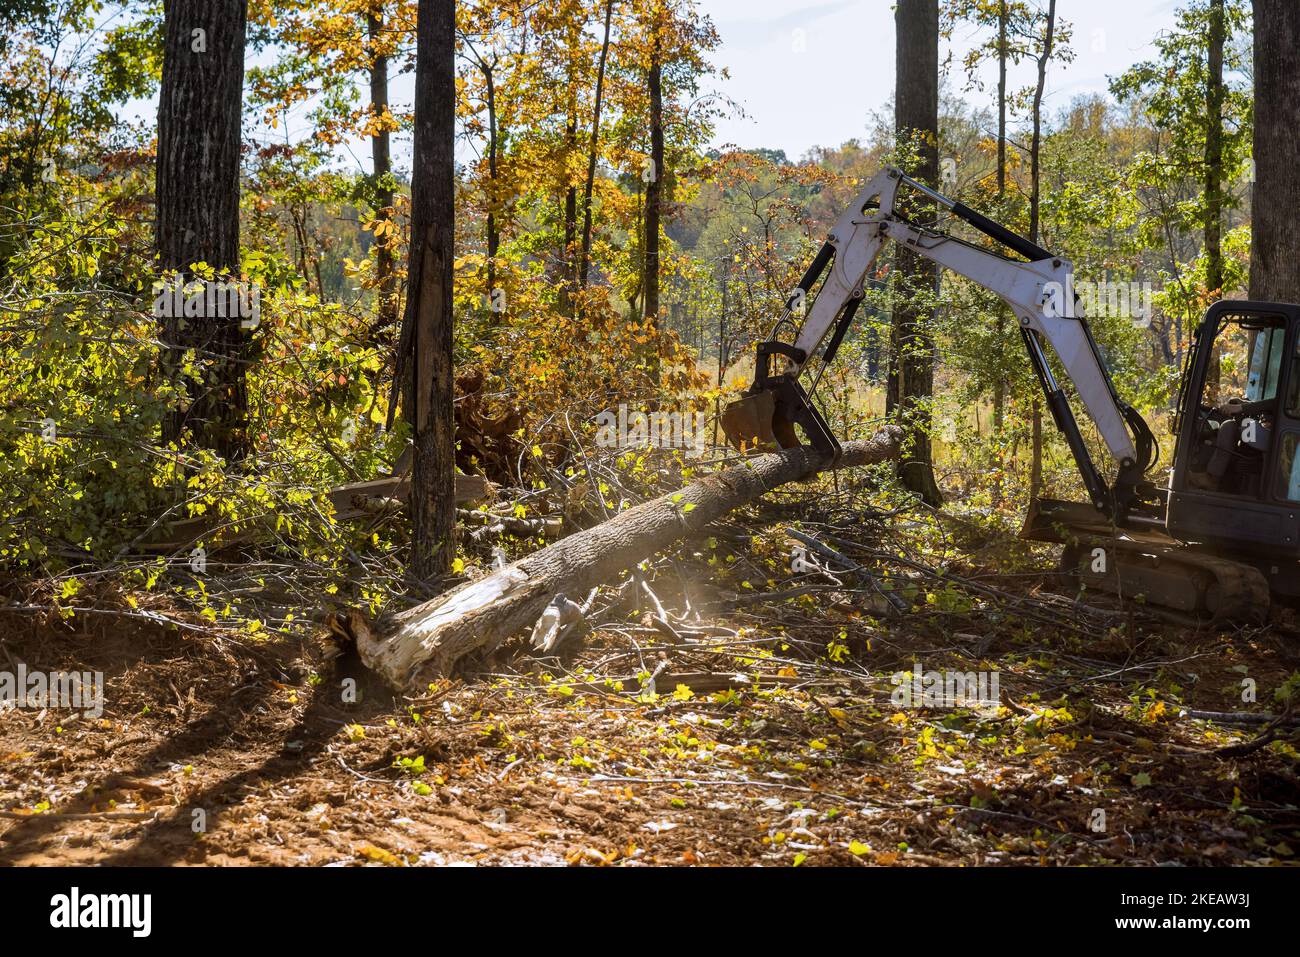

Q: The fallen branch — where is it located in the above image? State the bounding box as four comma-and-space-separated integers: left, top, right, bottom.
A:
1211, 704, 1297, 758
351, 427, 903, 689
1186, 709, 1300, 726
787, 528, 908, 613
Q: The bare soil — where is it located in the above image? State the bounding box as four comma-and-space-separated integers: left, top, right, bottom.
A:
2, 567, 1299, 867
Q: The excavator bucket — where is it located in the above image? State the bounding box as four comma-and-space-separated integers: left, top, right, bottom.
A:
1019, 496, 1111, 543
721, 390, 798, 453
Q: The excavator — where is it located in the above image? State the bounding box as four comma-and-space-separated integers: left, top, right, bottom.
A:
721, 165, 1298, 625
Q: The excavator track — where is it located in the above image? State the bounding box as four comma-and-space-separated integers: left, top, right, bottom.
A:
1059, 538, 1271, 626
1026, 497, 1271, 626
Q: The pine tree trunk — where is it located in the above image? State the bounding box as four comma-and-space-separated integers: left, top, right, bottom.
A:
1250, 0, 1300, 303
156, 0, 248, 461
405, 0, 457, 584
891, 0, 943, 506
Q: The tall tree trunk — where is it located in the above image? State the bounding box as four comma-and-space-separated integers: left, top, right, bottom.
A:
404, 0, 457, 583
483, 60, 500, 305
1027, 0, 1057, 504
562, 119, 577, 314
368, 11, 397, 334
992, 0, 1008, 434
1027, 0, 1055, 243
577, 0, 614, 291
644, 40, 663, 328
1204, 0, 1225, 297
558, 20, 579, 315
1202, 0, 1226, 397
996, 1, 1007, 196
156, 0, 248, 461
556, 19, 578, 316
890, 0, 943, 506
1250, 0, 1300, 303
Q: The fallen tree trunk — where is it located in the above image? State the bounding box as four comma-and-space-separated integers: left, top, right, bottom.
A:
352, 426, 903, 689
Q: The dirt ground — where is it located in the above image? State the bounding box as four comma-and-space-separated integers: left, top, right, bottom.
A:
3, 553, 1300, 867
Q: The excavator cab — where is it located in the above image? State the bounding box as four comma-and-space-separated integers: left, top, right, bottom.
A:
1168, 300, 1300, 601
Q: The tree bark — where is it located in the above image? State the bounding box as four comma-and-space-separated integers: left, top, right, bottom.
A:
577, 0, 615, 291
992, 0, 1008, 434
1204, 0, 1225, 297
1027, 0, 1057, 505
1203, 0, 1226, 395
368, 11, 398, 335
404, 0, 457, 583
461, 29, 511, 318
353, 427, 903, 687
1027, 0, 1055, 244
482, 58, 500, 302
890, 0, 943, 506
562, 148, 577, 313
156, 0, 248, 461
1250, 0, 1300, 303
644, 39, 663, 327
996, 0, 1007, 198
558, 21, 579, 315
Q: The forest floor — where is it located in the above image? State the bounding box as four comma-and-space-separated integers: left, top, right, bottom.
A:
3, 510, 1300, 866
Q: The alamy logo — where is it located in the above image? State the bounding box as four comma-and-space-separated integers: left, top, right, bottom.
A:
152, 278, 261, 329
890, 663, 1000, 715
0, 664, 103, 718
594, 404, 708, 457
1041, 274, 1155, 326
49, 887, 151, 937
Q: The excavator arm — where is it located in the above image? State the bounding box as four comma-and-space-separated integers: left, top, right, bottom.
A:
722, 166, 1157, 519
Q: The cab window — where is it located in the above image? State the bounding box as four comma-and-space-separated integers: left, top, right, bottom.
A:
1247, 326, 1285, 404
1203, 316, 1285, 407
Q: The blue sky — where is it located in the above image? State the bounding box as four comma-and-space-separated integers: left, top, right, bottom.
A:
112, 1, 1187, 174
697, 0, 1184, 159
